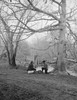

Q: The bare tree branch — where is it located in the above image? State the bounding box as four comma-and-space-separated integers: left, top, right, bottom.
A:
18, 0, 60, 21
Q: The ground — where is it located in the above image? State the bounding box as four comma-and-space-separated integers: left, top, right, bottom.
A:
0, 61, 77, 100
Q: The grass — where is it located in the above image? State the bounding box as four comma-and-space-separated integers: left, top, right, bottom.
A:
0, 60, 77, 100
0, 76, 77, 100
0, 81, 44, 100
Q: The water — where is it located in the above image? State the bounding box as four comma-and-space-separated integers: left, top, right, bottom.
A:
36, 66, 77, 76
36, 65, 54, 72
66, 69, 77, 76
17, 60, 77, 76
28, 66, 54, 74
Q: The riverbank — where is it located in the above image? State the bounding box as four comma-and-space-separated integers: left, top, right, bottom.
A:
0, 67, 77, 100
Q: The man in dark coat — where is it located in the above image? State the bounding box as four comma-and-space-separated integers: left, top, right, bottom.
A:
27, 61, 36, 71
42, 60, 48, 74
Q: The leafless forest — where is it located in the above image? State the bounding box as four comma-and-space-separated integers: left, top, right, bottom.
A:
0, 0, 77, 100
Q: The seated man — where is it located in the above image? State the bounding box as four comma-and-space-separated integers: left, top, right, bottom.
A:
42, 60, 48, 74
27, 61, 36, 72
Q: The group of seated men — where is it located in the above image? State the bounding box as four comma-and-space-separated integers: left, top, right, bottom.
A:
27, 60, 48, 74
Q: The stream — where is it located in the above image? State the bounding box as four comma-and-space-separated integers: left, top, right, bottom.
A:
36, 66, 77, 76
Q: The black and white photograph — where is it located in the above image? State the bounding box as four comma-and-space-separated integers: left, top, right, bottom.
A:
0, 0, 77, 100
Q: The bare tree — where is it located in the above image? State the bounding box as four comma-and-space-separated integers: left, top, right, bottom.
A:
0, 0, 36, 67
15, 0, 66, 72
0, 0, 77, 72
17, 0, 77, 73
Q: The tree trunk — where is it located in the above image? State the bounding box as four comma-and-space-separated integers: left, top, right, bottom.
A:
10, 54, 16, 67
57, 44, 66, 72
6, 46, 16, 68
8, 52, 16, 67
34, 55, 38, 67
56, 0, 66, 73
